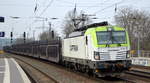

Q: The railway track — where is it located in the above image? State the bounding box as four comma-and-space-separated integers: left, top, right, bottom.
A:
4, 53, 104, 83
4, 54, 58, 83
118, 68, 150, 83
126, 70, 150, 79
3, 53, 150, 83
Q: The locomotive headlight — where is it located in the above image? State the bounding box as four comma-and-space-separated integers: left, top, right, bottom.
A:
94, 51, 100, 60
126, 50, 130, 58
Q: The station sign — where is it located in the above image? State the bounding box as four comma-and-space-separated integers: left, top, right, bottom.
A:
0, 32, 5, 37
0, 17, 4, 22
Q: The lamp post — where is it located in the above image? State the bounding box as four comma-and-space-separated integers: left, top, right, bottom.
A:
48, 18, 58, 40
9, 16, 20, 44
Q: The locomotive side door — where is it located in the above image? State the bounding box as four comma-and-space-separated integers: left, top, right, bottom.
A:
85, 35, 92, 60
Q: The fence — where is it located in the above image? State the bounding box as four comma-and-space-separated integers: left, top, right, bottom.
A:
131, 50, 150, 66
130, 50, 150, 58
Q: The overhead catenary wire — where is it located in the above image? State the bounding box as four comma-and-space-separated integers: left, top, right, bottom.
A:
55, 0, 74, 5
39, 0, 54, 16
27, 0, 124, 37
0, 3, 34, 7
23, 0, 38, 31
93, 0, 125, 14
55, 0, 116, 8
25, 0, 54, 34
84, 0, 111, 10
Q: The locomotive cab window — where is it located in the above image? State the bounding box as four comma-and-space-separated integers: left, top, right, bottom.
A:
96, 31, 127, 45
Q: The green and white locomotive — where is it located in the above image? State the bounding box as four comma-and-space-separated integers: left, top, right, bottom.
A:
4, 21, 132, 77
63, 22, 131, 77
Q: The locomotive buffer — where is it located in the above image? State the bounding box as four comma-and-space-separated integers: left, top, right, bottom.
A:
0, 58, 31, 83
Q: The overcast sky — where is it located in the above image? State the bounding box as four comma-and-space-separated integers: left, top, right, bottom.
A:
0, 0, 150, 39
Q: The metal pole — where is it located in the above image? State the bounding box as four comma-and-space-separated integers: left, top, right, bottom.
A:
33, 30, 35, 41
49, 22, 51, 32
10, 32, 13, 44
23, 32, 26, 44
82, 14, 85, 27
138, 36, 140, 57
42, 19, 45, 32
49, 22, 51, 39
0, 38, 2, 50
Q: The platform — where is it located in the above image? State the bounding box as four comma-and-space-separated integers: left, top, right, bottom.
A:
0, 58, 31, 83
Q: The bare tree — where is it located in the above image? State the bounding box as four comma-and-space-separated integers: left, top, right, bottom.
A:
62, 9, 92, 37
39, 30, 59, 41
115, 7, 150, 50
39, 31, 48, 40
14, 38, 34, 44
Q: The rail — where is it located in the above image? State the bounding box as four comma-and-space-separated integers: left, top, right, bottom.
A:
126, 70, 150, 78
5, 54, 58, 83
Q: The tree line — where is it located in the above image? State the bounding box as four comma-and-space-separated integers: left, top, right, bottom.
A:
115, 7, 150, 50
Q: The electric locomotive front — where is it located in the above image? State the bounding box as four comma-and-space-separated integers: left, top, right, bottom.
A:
85, 26, 131, 76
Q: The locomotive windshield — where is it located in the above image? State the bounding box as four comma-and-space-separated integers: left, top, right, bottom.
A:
96, 31, 126, 45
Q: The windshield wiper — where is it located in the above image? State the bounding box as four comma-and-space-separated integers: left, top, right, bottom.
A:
112, 36, 121, 46
105, 32, 111, 47
106, 39, 110, 47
